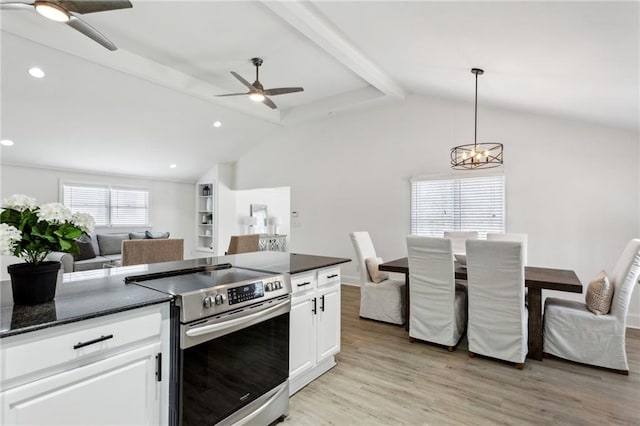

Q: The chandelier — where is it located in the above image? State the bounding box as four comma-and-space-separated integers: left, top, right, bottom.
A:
450, 68, 503, 170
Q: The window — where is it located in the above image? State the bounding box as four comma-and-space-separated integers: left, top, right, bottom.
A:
411, 175, 504, 239
63, 183, 149, 227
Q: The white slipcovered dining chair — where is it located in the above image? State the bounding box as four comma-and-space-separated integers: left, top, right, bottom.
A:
407, 236, 466, 350
350, 231, 405, 325
543, 239, 640, 374
466, 240, 527, 368
487, 233, 529, 265
444, 231, 478, 254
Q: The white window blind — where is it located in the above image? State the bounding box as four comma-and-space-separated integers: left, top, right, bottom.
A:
411, 175, 505, 239
63, 184, 109, 226
110, 187, 149, 226
63, 183, 149, 227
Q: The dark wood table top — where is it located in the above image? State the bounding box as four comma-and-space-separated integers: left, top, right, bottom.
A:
379, 257, 582, 293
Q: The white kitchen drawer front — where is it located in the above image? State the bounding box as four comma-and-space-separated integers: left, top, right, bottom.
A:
317, 266, 341, 288
1, 307, 162, 385
290, 272, 316, 295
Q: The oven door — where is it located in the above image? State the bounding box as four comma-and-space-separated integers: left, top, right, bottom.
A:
178, 297, 290, 426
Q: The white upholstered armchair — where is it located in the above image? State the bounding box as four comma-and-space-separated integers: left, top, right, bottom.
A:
407, 236, 466, 350
543, 239, 640, 374
350, 231, 405, 325
444, 231, 478, 254
487, 233, 528, 265
466, 239, 527, 368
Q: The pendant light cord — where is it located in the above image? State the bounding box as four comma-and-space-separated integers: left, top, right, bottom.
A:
474, 71, 478, 148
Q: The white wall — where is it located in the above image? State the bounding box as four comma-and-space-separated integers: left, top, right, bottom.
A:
235, 187, 291, 242
0, 164, 195, 277
198, 165, 291, 254
234, 94, 640, 327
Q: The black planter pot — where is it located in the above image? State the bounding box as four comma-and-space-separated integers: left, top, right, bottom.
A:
8, 261, 61, 305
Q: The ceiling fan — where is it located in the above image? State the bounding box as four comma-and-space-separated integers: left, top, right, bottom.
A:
216, 57, 304, 109
0, 0, 132, 51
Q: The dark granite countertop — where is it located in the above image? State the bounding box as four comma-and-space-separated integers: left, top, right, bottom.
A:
223, 252, 351, 275
0, 252, 350, 338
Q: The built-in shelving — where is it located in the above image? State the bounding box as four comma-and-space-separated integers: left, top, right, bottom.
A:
196, 182, 215, 254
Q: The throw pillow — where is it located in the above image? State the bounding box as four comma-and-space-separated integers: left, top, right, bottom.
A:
73, 235, 96, 261
365, 257, 389, 283
146, 231, 170, 239
129, 232, 147, 239
586, 270, 614, 315
97, 233, 130, 255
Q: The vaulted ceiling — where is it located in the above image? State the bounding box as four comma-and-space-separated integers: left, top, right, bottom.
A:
1, 1, 638, 181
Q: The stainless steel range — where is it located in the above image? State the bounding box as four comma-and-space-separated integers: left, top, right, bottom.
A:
130, 264, 291, 426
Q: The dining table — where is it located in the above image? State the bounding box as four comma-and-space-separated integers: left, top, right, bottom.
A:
378, 257, 583, 360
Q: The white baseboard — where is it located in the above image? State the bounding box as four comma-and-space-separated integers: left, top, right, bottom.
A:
341, 274, 361, 287
627, 313, 640, 329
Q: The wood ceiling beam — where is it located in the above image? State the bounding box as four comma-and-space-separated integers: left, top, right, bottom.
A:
263, 1, 406, 100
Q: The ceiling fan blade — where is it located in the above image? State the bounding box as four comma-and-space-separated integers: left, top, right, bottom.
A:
263, 96, 277, 110
66, 15, 117, 50
263, 87, 304, 96
0, 2, 34, 11
59, 0, 132, 14
215, 93, 249, 97
230, 71, 253, 89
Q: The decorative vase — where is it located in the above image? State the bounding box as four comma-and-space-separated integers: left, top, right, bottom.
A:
8, 261, 60, 305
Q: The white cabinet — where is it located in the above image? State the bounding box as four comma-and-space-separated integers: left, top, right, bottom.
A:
0, 303, 170, 426
316, 283, 340, 362
196, 182, 215, 254
289, 266, 341, 396
289, 295, 315, 380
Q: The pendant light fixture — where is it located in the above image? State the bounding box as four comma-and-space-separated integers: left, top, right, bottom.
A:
450, 68, 503, 170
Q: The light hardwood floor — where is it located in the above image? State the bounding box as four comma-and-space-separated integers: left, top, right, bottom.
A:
285, 285, 640, 425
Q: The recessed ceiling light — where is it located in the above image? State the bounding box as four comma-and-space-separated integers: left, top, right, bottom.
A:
169, 164, 177, 169
1, 139, 15, 146
213, 121, 222, 128
34, 2, 70, 22
28, 67, 45, 78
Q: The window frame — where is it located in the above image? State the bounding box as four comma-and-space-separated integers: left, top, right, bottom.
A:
60, 181, 151, 228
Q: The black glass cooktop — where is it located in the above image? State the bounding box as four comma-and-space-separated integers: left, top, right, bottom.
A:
130, 266, 275, 296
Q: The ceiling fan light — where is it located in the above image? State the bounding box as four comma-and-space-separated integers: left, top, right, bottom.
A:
35, 2, 70, 22
249, 93, 265, 102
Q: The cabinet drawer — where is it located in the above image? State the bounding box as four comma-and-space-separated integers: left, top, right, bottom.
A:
1, 307, 162, 385
317, 266, 341, 288
290, 272, 316, 295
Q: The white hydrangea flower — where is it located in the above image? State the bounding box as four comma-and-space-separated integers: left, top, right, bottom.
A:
0, 223, 22, 255
72, 212, 96, 235
2, 194, 37, 212
37, 202, 73, 224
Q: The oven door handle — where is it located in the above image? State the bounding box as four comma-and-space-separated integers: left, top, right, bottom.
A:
185, 299, 289, 338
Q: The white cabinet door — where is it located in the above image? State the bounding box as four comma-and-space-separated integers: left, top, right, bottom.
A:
289, 296, 316, 380
316, 284, 341, 363
1, 342, 161, 426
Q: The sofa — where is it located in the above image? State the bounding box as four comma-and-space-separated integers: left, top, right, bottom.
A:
46, 231, 173, 273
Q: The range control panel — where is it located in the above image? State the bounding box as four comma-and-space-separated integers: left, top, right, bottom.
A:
228, 281, 264, 305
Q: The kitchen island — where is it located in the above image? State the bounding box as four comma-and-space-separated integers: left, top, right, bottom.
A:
0, 252, 350, 425
1, 252, 349, 337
